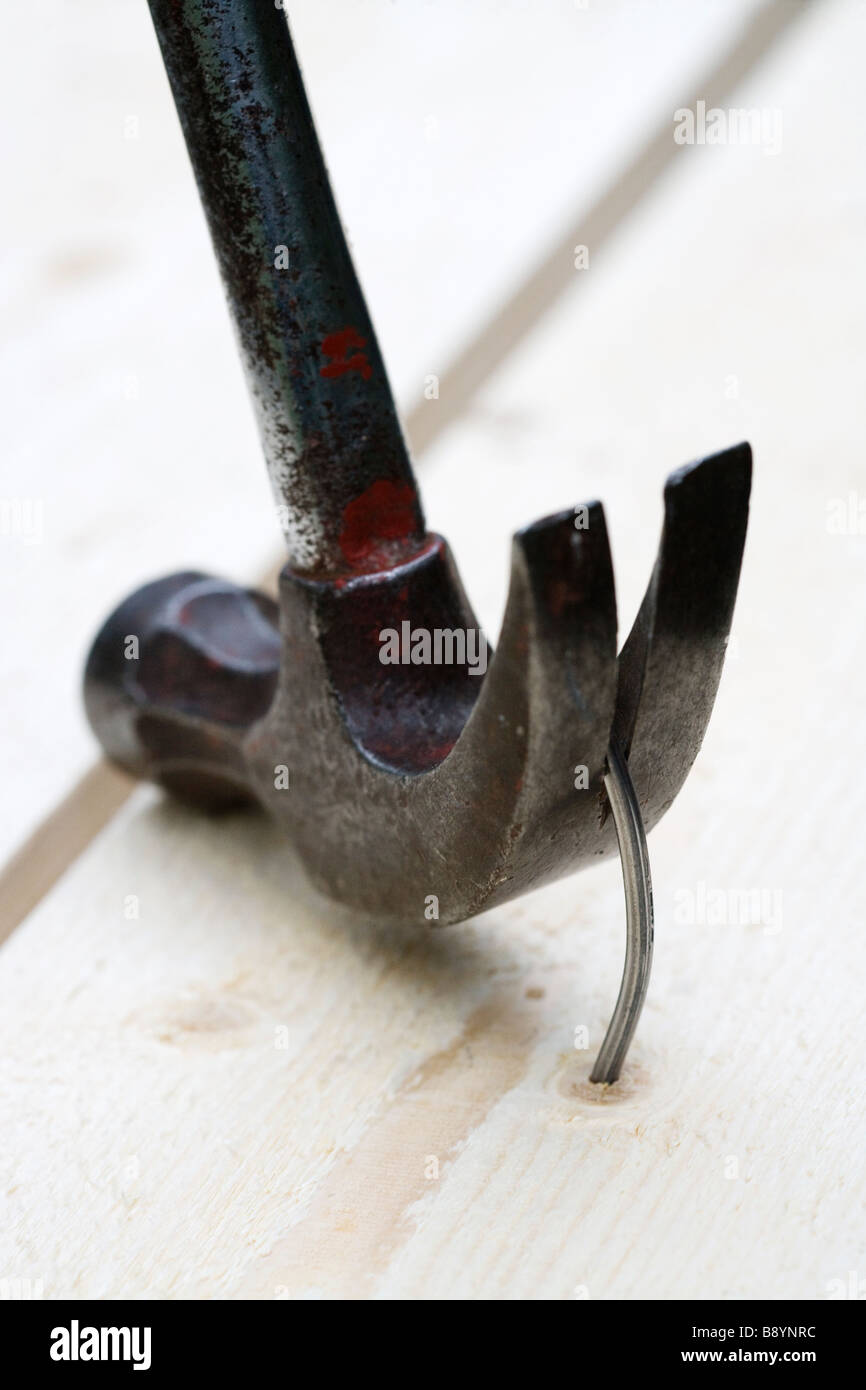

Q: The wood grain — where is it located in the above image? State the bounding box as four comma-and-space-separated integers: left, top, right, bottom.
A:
2, 0, 863, 1301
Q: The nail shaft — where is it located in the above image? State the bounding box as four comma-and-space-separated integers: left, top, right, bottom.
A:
590, 739, 654, 1084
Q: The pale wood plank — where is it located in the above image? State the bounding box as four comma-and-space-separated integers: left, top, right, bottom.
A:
3, 0, 861, 1301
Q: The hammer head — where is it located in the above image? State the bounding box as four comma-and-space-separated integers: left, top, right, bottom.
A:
84, 444, 751, 927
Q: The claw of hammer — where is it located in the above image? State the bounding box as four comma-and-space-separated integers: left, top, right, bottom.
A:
85, 448, 750, 927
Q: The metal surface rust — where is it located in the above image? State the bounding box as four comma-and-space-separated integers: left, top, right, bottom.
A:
148, 0, 424, 576
84, 2, 752, 937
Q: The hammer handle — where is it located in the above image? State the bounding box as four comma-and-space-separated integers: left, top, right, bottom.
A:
147, 0, 424, 574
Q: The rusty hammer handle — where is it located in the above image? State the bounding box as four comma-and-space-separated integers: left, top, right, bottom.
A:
147, 0, 424, 574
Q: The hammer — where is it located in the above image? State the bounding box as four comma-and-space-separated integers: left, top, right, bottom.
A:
84, 1, 751, 1082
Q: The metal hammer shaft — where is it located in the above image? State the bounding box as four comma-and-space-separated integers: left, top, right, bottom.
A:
147, 0, 424, 574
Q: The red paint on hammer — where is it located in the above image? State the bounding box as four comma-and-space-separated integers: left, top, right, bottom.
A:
319, 326, 372, 381
339, 480, 417, 566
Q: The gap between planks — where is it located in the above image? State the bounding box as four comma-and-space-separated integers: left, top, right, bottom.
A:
0, 0, 809, 948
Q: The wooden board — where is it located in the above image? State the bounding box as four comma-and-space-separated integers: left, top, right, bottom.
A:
2, 0, 863, 1301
